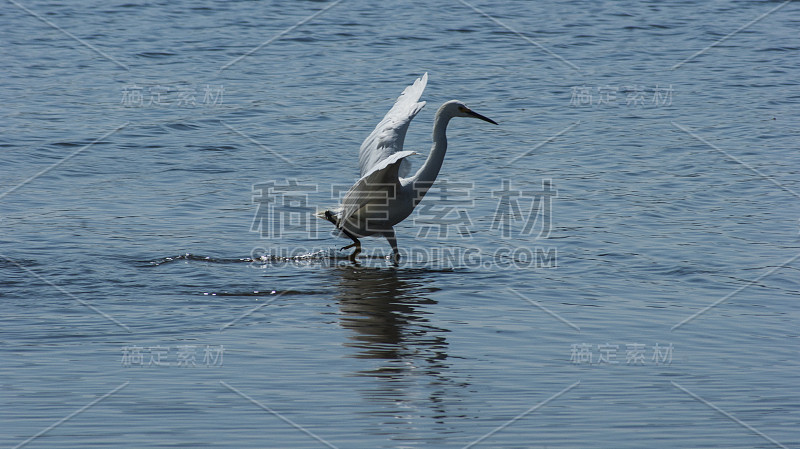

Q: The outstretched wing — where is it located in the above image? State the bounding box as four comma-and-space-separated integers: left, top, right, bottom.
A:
358, 73, 427, 179
340, 150, 417, 235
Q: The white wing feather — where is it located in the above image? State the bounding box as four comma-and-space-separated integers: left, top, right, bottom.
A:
340, 150, 417, 231
358, 73, 428, 178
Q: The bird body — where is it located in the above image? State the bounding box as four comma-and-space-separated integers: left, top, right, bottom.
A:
319, 73, 497, 262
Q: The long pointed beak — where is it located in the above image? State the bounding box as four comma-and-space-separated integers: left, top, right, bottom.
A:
466, 108, 498, 125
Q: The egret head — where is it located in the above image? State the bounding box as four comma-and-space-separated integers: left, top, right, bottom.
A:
444, 100, 498, 125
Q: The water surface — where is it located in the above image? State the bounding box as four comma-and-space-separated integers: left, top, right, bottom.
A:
2, 1, 799, 447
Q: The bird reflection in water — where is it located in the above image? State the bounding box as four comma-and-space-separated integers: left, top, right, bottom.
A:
333, 266, 467, 428
335, 267, 446, 362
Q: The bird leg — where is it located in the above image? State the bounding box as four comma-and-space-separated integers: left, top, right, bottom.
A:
339, 227, 362, 261
384, 228, 400, 265
348, 244, 362, 262
325, 211, 361, 261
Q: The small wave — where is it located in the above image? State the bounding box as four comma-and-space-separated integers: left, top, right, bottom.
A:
136, 51, 176, 58
144, 253, 255, 267
202, 289, 327, 297
143, 249, 386, 267
165, 123, 199, 131
0, 257, 39, 269
250, 249, 398, 267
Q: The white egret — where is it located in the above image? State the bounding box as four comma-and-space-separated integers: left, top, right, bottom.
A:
318, 73, 497, 262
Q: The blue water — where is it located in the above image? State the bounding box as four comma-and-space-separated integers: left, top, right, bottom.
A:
2, 1, 799, 448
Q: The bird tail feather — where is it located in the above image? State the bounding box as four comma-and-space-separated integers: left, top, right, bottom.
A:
316, 208, 340, 225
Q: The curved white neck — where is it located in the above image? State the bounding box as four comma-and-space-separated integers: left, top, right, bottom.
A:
410, 105, 453, 198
